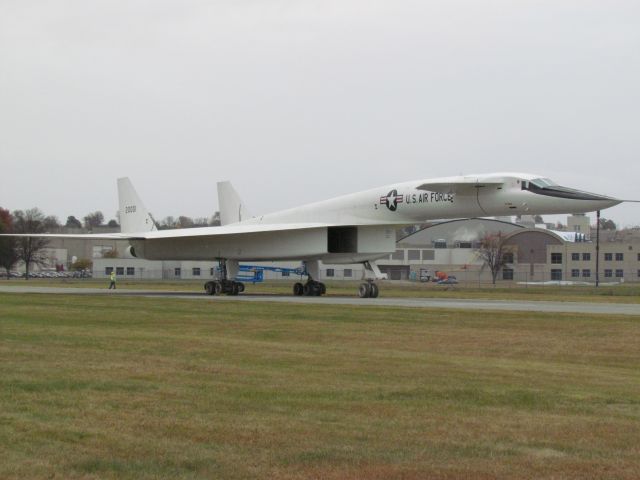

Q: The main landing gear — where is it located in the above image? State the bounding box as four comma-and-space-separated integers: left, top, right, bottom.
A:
292, 279, 326, 297
358, 280, 379, 298
292, 260, 326, 296
204, 259, 244, 296
357, 260, 385, 298
204, 279, 244, 296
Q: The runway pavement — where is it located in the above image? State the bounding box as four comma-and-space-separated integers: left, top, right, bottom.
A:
1, 284, 639, 315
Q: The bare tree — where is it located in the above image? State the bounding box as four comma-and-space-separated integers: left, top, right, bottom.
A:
0, 207, 19, 278
476, 232, 513, 285
43, 215, 60, 231
158, 216, 178, 230
193, 217, 209, 227
209, 211, 221, 226
12, 208, 50, 280
83, 211, 104, 229
599, 217, 617, 231
178, 216, 194, 228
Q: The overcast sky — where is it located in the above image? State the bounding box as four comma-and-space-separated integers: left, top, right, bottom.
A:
1, 0, 639, 227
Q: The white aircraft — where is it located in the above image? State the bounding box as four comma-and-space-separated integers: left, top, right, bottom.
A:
5, 173, 622, 297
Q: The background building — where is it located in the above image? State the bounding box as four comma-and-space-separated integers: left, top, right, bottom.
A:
18, 215, 639, 284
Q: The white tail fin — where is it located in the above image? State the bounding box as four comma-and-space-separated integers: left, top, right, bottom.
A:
217, 181, 251, 225
117, 177, 157, 233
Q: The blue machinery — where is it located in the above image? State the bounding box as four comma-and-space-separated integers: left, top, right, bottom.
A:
235, 264, 307, 284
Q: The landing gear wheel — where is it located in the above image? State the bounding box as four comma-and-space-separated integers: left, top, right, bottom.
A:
303, 283, 313, 296
369, 283, 379, 298
293, 282, 304, 296
358, 282, 372, 298
230, 282, 239, 296
318, 282, 326, 295
205, 281, 216, 295
237, 282, 245, 293
214, 281, 223, 295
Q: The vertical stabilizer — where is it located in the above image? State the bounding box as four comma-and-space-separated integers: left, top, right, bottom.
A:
217, 181, 251, 225
117, 177, 157, 233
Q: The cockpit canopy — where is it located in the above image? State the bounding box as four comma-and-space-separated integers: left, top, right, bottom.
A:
522, 177, 612, 201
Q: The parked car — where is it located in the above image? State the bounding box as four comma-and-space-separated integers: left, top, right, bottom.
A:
437, 276, 458, 285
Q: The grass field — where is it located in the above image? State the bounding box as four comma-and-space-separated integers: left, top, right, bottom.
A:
1, 293, 640, 479
2, 278, 640, 303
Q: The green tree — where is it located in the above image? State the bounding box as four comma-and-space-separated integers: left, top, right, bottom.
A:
65, 216, 82, 229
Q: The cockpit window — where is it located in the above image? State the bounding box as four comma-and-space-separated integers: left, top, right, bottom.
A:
530, 178, 558, 188
522, 177, 610, 201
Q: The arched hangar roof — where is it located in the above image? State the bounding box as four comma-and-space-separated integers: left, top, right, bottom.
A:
398, 218, 524, 247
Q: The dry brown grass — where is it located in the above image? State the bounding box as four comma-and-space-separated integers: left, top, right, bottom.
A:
1, 293, 639, 479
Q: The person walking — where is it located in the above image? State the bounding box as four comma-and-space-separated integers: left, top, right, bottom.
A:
108, 271, 116, 289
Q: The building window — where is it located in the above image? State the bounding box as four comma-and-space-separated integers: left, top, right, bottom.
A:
408, 249, 420, 261
582, 269, 591, 278
571, 269, 579, 278
105, 267, 114, 275
582, 253, 591, 261
281, 271, 290, 277
615, 269, 624, 278
174, 268, 181, 277
391, 250, 404, 261
571, 253, 580, 261
604, 253, 612, 261
550, 269, 562, 281
615, 253, 624, 261
126, 267, 135, 276
210, 267, 215, 276
422, 250, 435, 261
116, 267, 124, 275
192, 267, 201, 276
433, 239, 447, 249
458, 241, 472, 249
502, 268, 514, 280
503, 252, 514, 264
604, 269, 612, 278
326, 268, 335, 277
344, 268, 352, 278
551, 253, 563, 264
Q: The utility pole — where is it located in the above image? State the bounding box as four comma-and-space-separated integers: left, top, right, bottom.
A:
595, 210, 600, 287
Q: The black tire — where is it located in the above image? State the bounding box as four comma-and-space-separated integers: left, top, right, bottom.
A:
237, 282, 245, 293
230, 282, 239, 295
303, 283, 312, 296
214, 281, 223, 295
205, 281, 216, 295
369, 283, 379, 298
318, 282, 326, 295
293, 282, 304, 296
358, 282, 372, 298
